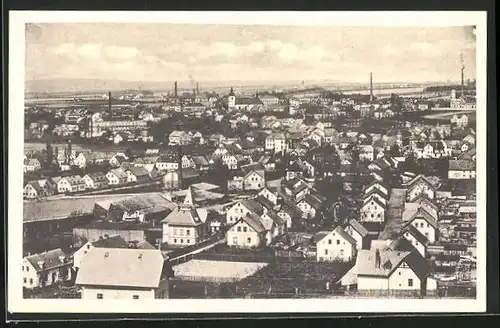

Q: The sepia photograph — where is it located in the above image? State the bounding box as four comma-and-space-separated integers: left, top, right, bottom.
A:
8, 11, 487, 314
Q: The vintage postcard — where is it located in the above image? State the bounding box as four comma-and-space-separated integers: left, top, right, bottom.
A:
8, 11, 487, 314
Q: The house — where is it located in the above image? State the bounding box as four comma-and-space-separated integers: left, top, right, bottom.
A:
414, 140, 450, 159
23, 180, 52, 199
23, 249, 72, 289
406, 175, 437, 202
191, 156, 210, 172
109, 155, 128, 168
73, 152, 92, 169
161, 205, 209, 246
258, 186, 280, 205
155, 154, 179, 171
181, 155, 195, 169
82, 173, 109, 190
76, 248, 172, 299
354, 248, 434, 296
23, 158, 42, 173
315, 226, 357, 262
57, 175, 86, 193
126, 166, 151, 183
404, 207, 439, 244
168, 130, 191, 146
227, 212, 267, 248
402, 225, 430, 257
450, 114, 469, 128
362, 188, 388, 207
448, 159, 476, 180
243, 167, 266, 191
265, 133, 287, 153
73, 235, 130, 271
359, 145, 375, 162
226, 199, 265, 225
106, 168, 128, 185
404, 194, 439, 220
277, 202, 302, 229
345, 219, 370, 250
296, 194, 323, 219
360, 195, 385, 223
259, 210, 287, 245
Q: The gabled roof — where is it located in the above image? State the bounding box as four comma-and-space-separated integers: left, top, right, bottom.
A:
76, 248, 170, 288
347, 219, 369, 238
255, 195, 275, 211
363, 188, 389, 203
239, 212, 266, 233
405, 207, 439, 229
296, 194, 323, 210
108, 168, 128, 179
25, 248, 68, 272
91, 235, 130, 249
161, 206, 203, 226
364, 180, 389, 195
406, 174, 436, 190
313, 231, 331, 244
362, 194, 386, 209
127, 166, 150, 177
410, 193, 439, 212
386, 237, 417, 253
333, 226, 357, 245
25, 180, 44, 193
192, 155, 209, 166
356, 249, 409, 278
240, 199, 265, 216
403, 224, 431, 247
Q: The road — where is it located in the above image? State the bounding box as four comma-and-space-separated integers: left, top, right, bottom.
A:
379, 188, 406, 240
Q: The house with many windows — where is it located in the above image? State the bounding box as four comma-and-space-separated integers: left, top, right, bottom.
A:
161, 205, 209, 246
23, 249, 73, 289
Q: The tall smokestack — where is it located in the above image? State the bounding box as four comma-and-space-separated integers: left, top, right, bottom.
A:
461, 66, 465, 97
174, 81, 178, 98
369, 72, 374, 102
196, 82, 199, 96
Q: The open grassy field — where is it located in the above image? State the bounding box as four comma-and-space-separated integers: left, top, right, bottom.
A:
172, 260, 268, 282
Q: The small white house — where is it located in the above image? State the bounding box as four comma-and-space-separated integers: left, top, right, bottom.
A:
315, 226, 357, 262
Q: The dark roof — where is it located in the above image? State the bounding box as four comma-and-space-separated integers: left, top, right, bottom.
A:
406, 207, 439, 229
255, 195, 275, 211
410, 193, 439, 211
127, 166, 150, 177
313, 231, 331, 244
161, 206, 203, 226
386, 237, 417, 253
25, 248, 68, 272
406, 174, 436, 189
297, 193, 323, 210
240, 199, 265, 216
362, 195, 386, 209
92, 235, 130, 248
403, 225, 431, 247
348, 219, 369, 238
449, 159, 476, 171
240, 212, 266, 233
333, 226, 357, 245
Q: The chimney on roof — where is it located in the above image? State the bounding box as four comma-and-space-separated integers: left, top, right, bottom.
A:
375, 248, 381, 268
37, 261, 44, 268
59, 255, 66, 263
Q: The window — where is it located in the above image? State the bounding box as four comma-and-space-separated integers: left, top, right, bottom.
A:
174, 228, 178, 235
237, 227, 241, 232
233, 237, 238, 244
427, 223, 430, 228
340, 249, 344, 255
371, 214, 374, 218
26, 267, 29, 272
133, 295, 139, 299
247, 238, 251, 244
22, 266, 24, 271
337, 240, 340, 245
97, 293, 103, 299
174, 239, 177, 243
425, 232, 429, 237
408, 279, 413, 287
180, 239, 184, 244
180, 229, 184, 236
399, 272, 401, 276
328, 239, 332, 245
29, 278, 33, 285
24, 278, 27, 283
186, 229, 190, 236
324, 249, 328, 255
243, 227, 247, 232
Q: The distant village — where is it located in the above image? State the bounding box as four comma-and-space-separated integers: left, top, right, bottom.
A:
22, 77, 477, 300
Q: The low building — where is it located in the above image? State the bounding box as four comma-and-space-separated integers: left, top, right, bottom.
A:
76, 248, 172, 299
23, 249, 73, 289
126, 166, 151, 183
57, 175, 86, 193
227, 212, 266, 248
82, 173, 109, 190
405, 174, 437, 202
315, 226, 357, 262
360, 196, 386, 223
106, 168, 128, 185
448, 159, 476, 180
345, 219, 370, 250
354, 249, 434, 296
161, 205, 209, 246
296, 194, 323, 219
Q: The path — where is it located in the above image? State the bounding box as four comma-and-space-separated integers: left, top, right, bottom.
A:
168, 237, 227, 263
379, 188, 406, 240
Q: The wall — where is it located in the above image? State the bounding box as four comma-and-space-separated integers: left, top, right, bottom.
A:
411, 218, 436, 243
226, 222, 261, 248
316, 234, 355, 262
162, 224, 200, 245
80, 286, 155, 300
408, 183, 435, 201
403, 233, 426, 257
226, 203, 251, 225
73, 242, 92, 270
387, 264, 421, 291
74, 228, 145, 244
345, 227, 363, 250
357, 276, 389, 291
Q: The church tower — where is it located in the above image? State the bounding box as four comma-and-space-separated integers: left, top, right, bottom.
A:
228, 87, 236, 110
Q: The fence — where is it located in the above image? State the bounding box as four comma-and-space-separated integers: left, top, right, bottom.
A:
194, 253, 275, 263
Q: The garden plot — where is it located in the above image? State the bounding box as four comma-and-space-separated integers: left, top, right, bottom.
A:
172, 260, 268, 282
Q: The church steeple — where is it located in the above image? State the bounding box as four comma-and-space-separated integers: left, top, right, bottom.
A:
183, 185, 195, 207
229, 87, 235, 96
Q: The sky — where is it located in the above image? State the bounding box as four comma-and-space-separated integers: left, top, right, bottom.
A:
25, 23, 476, 84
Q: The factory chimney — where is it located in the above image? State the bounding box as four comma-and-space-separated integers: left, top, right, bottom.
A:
369, 72, 374, 103
196, 82, 199, 96
174, 81, 178, 98
108, 91, 112, 119
461, 65, 465, 98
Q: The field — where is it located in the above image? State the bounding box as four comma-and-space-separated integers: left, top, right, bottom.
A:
172, 260, 268, 282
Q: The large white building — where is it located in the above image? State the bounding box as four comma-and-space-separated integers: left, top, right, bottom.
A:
76, 248, 172, 299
